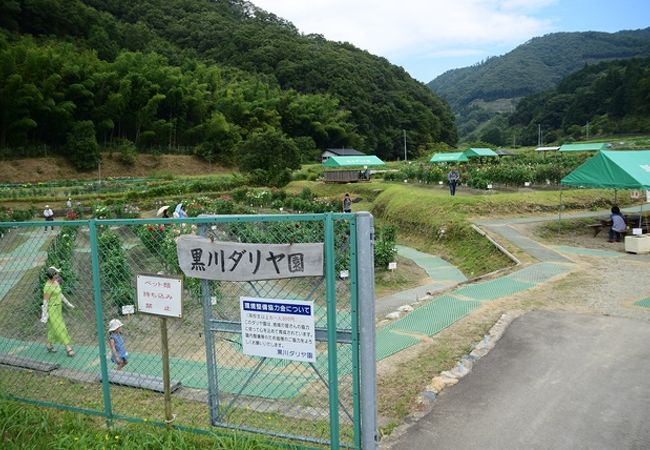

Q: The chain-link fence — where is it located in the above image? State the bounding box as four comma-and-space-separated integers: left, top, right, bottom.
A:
0, 214, 376, 449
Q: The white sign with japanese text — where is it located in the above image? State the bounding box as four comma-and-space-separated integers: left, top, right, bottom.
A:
136, 274, 183, 318
176, 235, 323, 281
240, 296, 316, 363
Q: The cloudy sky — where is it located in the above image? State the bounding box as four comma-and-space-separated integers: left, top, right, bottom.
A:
252, 0, 650, 83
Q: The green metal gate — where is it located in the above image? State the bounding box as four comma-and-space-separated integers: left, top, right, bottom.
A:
0, 213, 376, 449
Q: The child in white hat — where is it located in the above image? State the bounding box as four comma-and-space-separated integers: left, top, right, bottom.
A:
108, 319, 128, 370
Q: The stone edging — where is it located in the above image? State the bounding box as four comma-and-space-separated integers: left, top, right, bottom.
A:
380, 311, 524, 448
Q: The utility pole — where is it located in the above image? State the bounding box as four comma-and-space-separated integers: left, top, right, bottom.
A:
537, 124, 541, 147
403, 129, 407, 162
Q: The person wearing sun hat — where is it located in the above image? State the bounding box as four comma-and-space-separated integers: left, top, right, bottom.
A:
108, 318, 128, 370
42, 266, 75, 356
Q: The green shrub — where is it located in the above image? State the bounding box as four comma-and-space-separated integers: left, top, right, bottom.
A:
115, 138, 138, 166
98, 228, 133, 313
374, 225, 397, 269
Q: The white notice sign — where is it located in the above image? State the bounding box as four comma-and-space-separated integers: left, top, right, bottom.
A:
136, 274, 183, 318
240, 296, 316, 363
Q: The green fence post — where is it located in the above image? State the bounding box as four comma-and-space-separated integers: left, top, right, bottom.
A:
89, 219, 113, 425
349, 214, 362, 449
325, 213, 340, 449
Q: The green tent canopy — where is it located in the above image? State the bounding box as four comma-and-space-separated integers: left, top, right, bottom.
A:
559, 142, 608, 152
430, 152, 469, 163
322, 155, 385, 167
561, 150, 650, 190
463, 147, 497, 158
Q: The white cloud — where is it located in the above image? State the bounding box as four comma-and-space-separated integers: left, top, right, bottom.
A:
424, 48, 485, 58
252, 0, 556, 57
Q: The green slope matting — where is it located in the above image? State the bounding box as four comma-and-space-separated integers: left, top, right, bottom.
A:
634, 297, 650, 308
507, 262, 571, 284
383, 295, 480, 337
453, 277, 534, 301
554, 246, 623, 257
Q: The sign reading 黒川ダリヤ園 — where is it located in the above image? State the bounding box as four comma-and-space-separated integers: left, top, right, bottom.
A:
176, 235, 323, 362
240, 297, 316, 363
176, 235, 324, 281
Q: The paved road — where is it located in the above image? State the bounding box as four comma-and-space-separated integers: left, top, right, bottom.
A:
390, 310, 650, 450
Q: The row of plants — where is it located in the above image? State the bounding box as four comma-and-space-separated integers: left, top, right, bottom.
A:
97, 228, 134, 314
230, 187, 339, 213
123, 175, 249, 202
93, 204, 140, 220
0, 178, 155, 201
0, 205, 37, 225
383, 153, 589, 189
0, 174, 249, 204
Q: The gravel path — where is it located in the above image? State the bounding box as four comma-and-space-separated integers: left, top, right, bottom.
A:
513, 221, 650, 322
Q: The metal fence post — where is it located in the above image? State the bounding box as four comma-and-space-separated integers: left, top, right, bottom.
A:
324, 213, 340, 448
89, 219, 113, 424
198, 223, 220, 423
356, 212, 377, 449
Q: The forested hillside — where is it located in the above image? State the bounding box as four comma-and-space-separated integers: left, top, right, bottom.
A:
427, 28, 650, 140
506, 57, 650, 145
0, 0, 456, 181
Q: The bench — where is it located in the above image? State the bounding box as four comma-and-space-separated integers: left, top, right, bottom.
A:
587, 217, 650, 237
587, 223, 607, 237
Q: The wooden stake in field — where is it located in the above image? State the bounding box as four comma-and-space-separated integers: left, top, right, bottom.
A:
160, 317, 173, 429
136, 273, 183, 429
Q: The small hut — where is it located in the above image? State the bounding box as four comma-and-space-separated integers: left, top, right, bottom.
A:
322, 155, 385, 183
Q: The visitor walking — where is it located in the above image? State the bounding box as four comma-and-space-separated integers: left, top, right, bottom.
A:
447, 168, 460, 196
43, 205, 54, 230
342, 193, 352, 213
174, 203, 188, 218
41, 266, 75, 356
108, 319, 128, 370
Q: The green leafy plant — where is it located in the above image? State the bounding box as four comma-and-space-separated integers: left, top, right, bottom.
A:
374, 225, 397, 269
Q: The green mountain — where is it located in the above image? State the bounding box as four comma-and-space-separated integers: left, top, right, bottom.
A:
0, 0, 456, 175
507, 57, 650, 145
427, 28, 650, 140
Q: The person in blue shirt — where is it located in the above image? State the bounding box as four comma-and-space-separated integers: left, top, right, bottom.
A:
608, 206, 626, 242
174, 203, 188, 218
108, 319, 128, 370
